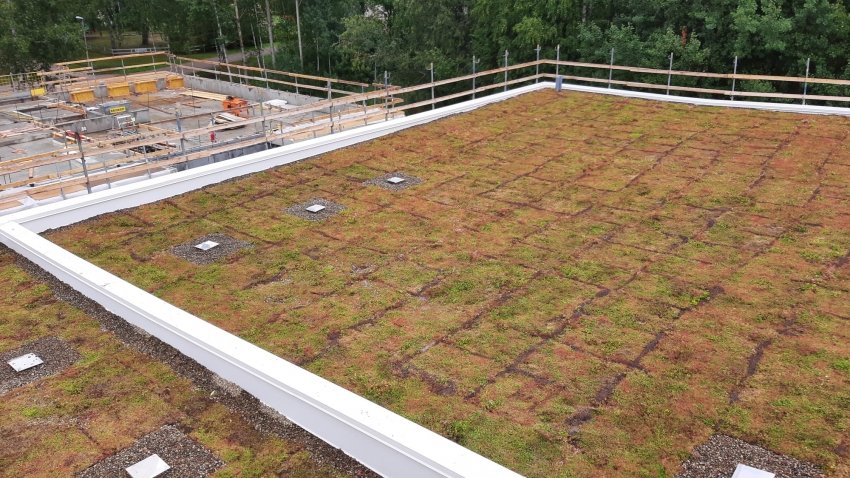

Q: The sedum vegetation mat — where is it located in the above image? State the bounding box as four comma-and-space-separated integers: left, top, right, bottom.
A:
46, 89, 850, 477
0, 249, 347, 477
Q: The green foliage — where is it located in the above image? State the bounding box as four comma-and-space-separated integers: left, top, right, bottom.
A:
4, 0, 850, 104
0, 0, 85, 72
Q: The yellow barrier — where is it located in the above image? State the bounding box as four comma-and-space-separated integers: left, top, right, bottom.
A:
30, 88, 46, 97
166, 76, 184, 88
70, 89, 95, 102
134, 80, 158, 93
108, 83, 130, 97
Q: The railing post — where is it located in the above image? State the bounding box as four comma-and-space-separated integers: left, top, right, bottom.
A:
666, 52, 673, 95
384, 70, 389, 121
151, 54, 157, 72
504, 50, 509, 92
260, 94, 268, 141
295, 75, 299, 95
121, 58, 127, 80
472, 55, 480, 100
74, 124, 92, 194
608, 48, 615, 89
802, 58, 810, 106
535, 45, 541, 83
428, 62, 435, 110
175, 109, 186, 154
731, 56, 738, 101
556, 45, 560, 77
327, 79, 336, 124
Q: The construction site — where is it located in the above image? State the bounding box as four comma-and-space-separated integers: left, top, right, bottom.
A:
0, 52, 401, 214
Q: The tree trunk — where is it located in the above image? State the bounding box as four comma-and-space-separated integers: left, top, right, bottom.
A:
141, 26, 149, 46
213, 2, 229, 64
233, 0, 247, 65
264, 0, 275, 66
295, 0, 303, 68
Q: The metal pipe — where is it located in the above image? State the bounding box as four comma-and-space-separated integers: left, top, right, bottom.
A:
428, 62, 435, 110
803, 58, 810, 105
472, 56, 480, 99
608, 48, 615, 89
666, 52, 673, 95
504, 50, 509, 92
556, 45, 560, 76
535, 45, 541, 83
731, 56, 738, 101
74, 123, 92, 194
384, 70, 389, 121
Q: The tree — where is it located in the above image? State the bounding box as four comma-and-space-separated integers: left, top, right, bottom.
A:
0, 0, 87, 73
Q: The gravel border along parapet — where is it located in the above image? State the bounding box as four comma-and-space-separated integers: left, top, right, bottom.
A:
284, 197, 347, 222
167, 232, 253, 265
676, 434, 823, 478
362, 171, 425, 191
0, 336, 82, 395
78, 424, 224, 478
4, 244, 380, 478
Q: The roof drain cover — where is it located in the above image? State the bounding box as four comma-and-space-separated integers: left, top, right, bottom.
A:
306, 204, 326, 213
195, 240, 219, 251
125, 454, 171, 478
731, 464, 775, 478
7, 353, 44, 372
387, 176, 406, 184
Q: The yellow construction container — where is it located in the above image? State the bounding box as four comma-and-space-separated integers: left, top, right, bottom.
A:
166, 76, 184, 88
70, 89, 95, 102
30, 87, 46, 97
107, 83, 130, 97
134, 80, 158, 93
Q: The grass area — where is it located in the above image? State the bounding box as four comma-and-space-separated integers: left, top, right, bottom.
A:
46, 89, 850, 477
0, 249, 343, 477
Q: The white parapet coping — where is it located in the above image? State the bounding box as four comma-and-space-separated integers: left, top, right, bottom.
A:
3, 80, 850, 478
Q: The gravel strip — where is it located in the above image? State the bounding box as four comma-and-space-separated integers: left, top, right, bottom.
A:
0, 336, 82, 395
362, 171, 425, 191
284, 197, 347, 222
77, 424, 224, 478
6, 244, 379, 478
167, 232, 253, 265
676, 435, 823, 478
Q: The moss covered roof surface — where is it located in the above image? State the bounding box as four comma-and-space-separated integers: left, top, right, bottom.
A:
46, 89, 850, 477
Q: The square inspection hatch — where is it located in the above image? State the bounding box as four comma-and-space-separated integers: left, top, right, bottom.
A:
363, 172, 424, 191
7, 353, 44, 372
306, 204, 326, 213
126, 454, 171, 478
732, 464, 775, 478
195, 240, 219, 251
